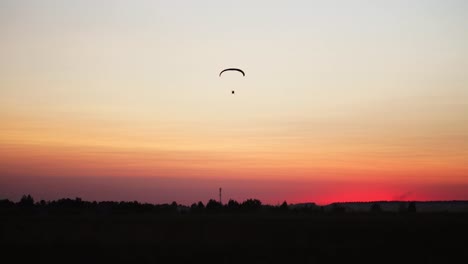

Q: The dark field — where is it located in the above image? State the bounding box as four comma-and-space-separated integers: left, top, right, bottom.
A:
1, 211, 467, 263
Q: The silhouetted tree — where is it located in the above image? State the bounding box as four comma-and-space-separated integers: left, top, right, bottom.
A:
190, 201, 205, 213
227, 199, 240, 211
197, 201, 205, 210
280, 201, 289, 211
19, 194, 34, 207
39, 200, 47, 207
206, 199, 222, 212
241, 199, 262, 212
0, 199, 14, 210
170, 201, 178, 210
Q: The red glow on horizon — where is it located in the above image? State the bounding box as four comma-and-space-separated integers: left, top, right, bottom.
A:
1, 174, 468, 206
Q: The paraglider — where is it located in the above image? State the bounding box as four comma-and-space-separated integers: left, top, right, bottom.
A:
219, 68, 245, 94
219, 68, 245, 77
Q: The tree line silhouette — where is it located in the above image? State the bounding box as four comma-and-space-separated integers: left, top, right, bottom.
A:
3, 195, 467, 264
0, 194, 419, 215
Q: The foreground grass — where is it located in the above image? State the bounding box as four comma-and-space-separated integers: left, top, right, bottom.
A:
1, 212, 467, 263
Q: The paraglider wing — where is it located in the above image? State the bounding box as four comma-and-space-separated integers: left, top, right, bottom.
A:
219, 68, 245, 77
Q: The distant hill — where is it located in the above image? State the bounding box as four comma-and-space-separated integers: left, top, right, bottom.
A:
323, 201, 468, 212
288, 202, 318, 210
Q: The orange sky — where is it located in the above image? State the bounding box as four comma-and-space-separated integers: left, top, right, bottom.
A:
1, 1, 468, 204
1, 110, 467, 205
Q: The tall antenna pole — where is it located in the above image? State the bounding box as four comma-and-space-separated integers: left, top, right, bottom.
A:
219, 187, 222, 205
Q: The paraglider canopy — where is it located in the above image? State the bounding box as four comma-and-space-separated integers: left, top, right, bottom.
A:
220, 68, 244, 95
219, 68, 245, 77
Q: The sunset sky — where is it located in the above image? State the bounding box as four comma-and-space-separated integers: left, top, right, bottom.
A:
1, 0, 467, 205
